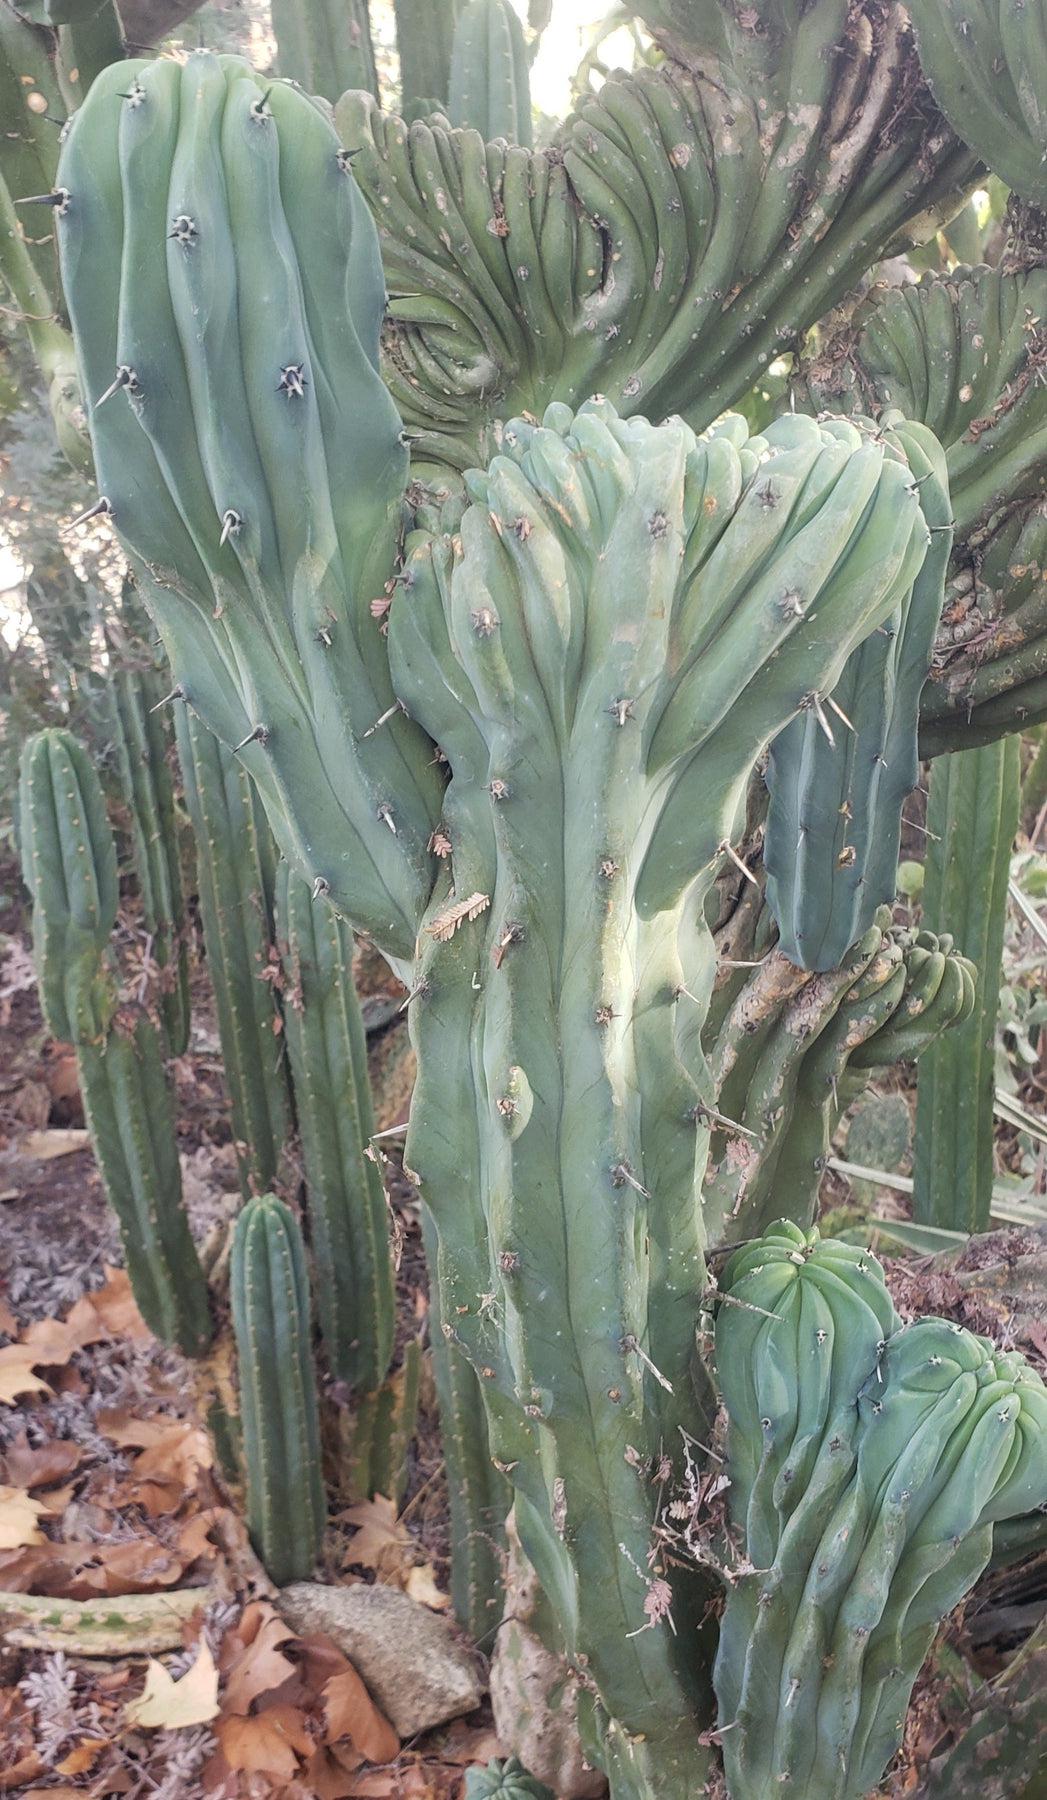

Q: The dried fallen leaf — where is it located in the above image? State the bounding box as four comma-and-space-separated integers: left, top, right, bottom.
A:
1, 1435, 82, 1489
99, 1413, 213, 1486
215, 1704, 314, 1779
404, 1563, 449, 1612
0, 1487, 47, 1550
220, 1601, 298, 1714
323, 1668, 398, 1765
340, 1497, 411, 1573
0, 1298, 17, 1337
55, 1738, 108, 1776
0, 1346, 52, 1406
125, 1639, 220, 1729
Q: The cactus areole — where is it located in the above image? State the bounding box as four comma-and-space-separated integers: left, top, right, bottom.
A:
54, 42, 1046, 1800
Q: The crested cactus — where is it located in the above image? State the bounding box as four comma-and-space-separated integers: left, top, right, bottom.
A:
45, 14, 1047, 1796
230, 1193, 325, 1583
448, 0, 532, 147
714, 1223, 1047, 1800
914, 736, 1021, 1232
19, 729, 211, 1355
275, 861, 394, 1392
174, 704, 291, 1194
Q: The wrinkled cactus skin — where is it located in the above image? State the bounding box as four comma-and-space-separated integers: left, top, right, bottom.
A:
714, 1223, 1047, 1800
19, 729, 211, 1356
230, 1193, 325, 1584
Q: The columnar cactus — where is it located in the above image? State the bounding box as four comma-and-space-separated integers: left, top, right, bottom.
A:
914, 737, 1021, 1231
448, 0, 533, 147
174, 705, 291, 1194
276, 862, 394, 1391
19, 729, 211, 1355
714, 1222, 1047, 1799
230, 1193, 325, 1583
269, 0, 377, 106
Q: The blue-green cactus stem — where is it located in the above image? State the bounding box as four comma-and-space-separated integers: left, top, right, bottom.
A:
56, 52, 443, 967
448, 0, 532, 146
230, 1193, 326, 1583
764, 419, 952, 971
175, 703, 291, 1194
271, 0, 377, 105
914, 735, 1021, 1232
394, 0, 458, 111
388, 400, 934, 1781
908, 0, 1047, 203
275, 860, 394, 1392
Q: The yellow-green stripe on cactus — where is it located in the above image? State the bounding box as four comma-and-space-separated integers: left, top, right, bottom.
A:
19, 729, 211, 1356
714, 1223, 1047, 1800
448, 0, 532, 146
230, 1194, 325, 1584
275, 862, 394, 1392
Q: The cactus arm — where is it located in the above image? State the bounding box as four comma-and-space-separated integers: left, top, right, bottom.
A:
56, 54, 443, 963
174, 703, 292, 1194
270, 0, 378, 104
55, 0, 125, 106
423, 1209, 507, 1640
77, 1017, 212, 1354
19, 729, 211, 1356
448, 0, 532, 147
346, 1338, 421, 1503
275, 861, 395, 1392
764, 420, 951, 971
393, 0, 458, 111
914, 736, 1021, 1232
109, 666, 190, 1056
230, 1194, 326, 1583
908, 0, 1047, 203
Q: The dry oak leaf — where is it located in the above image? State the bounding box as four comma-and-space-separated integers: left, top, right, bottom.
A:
0, 1486, 47, 1549
323, 1668, 398, 1765
0, 1435, 82, 1489
300, 1744, 366, 1800
404, 1563, 449, 1612
215, 1704, 314, 1779
0, 1345, 52, 1406
124, 1639, 220, 1729
98, 1412, 213, 1486
55, 1738, 109, 1777
340, 1496, 413, 1574
220, 1600, 298, 1714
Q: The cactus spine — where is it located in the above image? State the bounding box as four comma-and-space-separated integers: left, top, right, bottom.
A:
276, 861, 394, 1391
230, 1194, 325, 1584
914, 736, 1021, 1231
714, 1222, 1047, 1800
19, 729, 211, 1355
448, 0, 532, 146
175, 705, 291, 1194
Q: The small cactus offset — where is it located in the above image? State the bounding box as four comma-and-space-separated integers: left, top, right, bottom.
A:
464, 1759, 554, 1800
19, 729, 211, 1356
175, 705, 291, 1195
914, 736, 1022, 1232
276, 862, 394, 1392
448, 0, 533, 146
713, 1223, 1047, 1800
230, 1194, 326, 1585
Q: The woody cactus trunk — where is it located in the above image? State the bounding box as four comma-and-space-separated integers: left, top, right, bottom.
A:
46, 5, 1047, 1795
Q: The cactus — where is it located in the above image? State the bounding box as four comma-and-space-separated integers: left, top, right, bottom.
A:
346, 1338, 421, 1504
270, 0, 377, 105
393, 0, 458, 112
230, 1193, 325, 1584
109, 663, 190, 1056
764, 417, 952, 970
424, 1211, 507, 1637
908, 0, 1047, 204
339, 12, 976, 476
448, 0, 532, 146
914, 737, 1021, 1232
464, 1759, 554, 1800
19, 729, 211, 1355
174, 703, 291, 1194
275, 860, 394, 1390
714, 1222, 1047, 1800
800, 264, 1047, 749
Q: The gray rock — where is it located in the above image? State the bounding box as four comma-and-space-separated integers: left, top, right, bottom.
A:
277, 1581, 483, 1737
